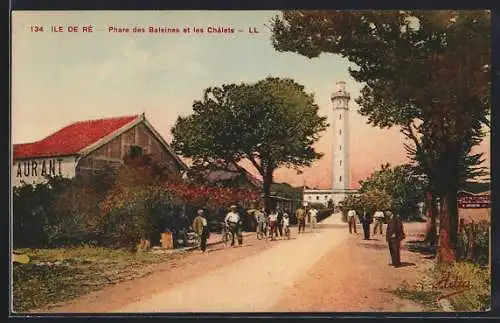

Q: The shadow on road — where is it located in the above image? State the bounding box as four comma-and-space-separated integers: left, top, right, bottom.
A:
357, 243, 387, 250
318, 223, 348, 230
394, 262, 416, 268
405, 239, 437, 258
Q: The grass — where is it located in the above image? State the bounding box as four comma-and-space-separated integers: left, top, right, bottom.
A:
393, 280, 442, 312
12, 246, 186, 313
392, 262, 490, 312
439, 262, 491, 312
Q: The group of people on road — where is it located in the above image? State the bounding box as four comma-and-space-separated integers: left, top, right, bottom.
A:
347, 208, 406, 268
192, 205, 244, 252
191, 204, 322, 253
295, 206, 318, 234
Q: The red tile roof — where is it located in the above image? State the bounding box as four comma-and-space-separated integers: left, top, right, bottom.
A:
14, 115, 139, 159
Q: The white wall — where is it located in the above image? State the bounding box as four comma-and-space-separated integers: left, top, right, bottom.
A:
303, 191, 347, 207
12, 156, 78, 186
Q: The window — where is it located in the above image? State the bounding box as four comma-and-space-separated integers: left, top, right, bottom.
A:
324, 195, 328, 200
316, 196, 319, 200
339, 176, 342, 182
340, 145, 342, 151
340, 160, 342, 166
339, 129, 342, 135
339, 114, 342, 120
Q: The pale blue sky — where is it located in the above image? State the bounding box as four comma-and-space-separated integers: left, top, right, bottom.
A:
12, 11, 488, 187
13, 11, 362, 142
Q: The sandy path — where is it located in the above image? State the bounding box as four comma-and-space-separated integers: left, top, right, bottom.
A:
115, 215, 349, 313
273, 221, 432, 312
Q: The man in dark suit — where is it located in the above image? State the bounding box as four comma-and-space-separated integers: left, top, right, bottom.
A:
386, 212, 406, 267
360, 210, 372, 240
276, 208, 284, 238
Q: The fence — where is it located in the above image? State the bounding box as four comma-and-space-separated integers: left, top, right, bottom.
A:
457, 219, 490, 267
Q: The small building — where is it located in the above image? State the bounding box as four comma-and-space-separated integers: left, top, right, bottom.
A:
194, 159, 263, 191
303, 188, 358, 208
12, 113, 188, 186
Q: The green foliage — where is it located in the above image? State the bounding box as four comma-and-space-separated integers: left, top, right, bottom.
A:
394, 262, 490, 312
340, 190, 392, 215
361, 189, 393, 213
457, 221, 490, 266
393, 280, 441, 311
13, 176, 74, 248
437, 262, 491, 311
271, 182, 302, 200
171, 77, 328, 210
339, 194, 363, 214
271, 10, 490, 261
359, 163, 425, 219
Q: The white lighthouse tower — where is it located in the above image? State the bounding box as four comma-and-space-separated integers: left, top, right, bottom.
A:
331, 81, 351, 202
302, 81, 355, 210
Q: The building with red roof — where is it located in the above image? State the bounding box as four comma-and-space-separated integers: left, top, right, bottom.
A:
12, 113, 187, 186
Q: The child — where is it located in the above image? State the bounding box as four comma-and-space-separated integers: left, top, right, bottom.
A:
268, 209, 278, 241
283, 212, 291, 239
255, 208, 267, 240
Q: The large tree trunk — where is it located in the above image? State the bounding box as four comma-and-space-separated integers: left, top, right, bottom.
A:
437, 191, 458, 263
424, 191, 438, 246
262, 168, 274, 213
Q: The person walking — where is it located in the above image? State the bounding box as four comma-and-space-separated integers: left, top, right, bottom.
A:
386, 212, 406, 267
373, 210, 385, 236
267, 209, 278, 241
347, 209, 358, 234
296, 206, 306, 234
225, 205, 243, 247
276, 208, 284, 238
283, 212, 291, 239
309, 207, 318, 233
254, 208, 266, 240
192, 209, 209, 253
360, 210, 373, 240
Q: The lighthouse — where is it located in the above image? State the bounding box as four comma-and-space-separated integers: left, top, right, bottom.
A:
331, 81, 350, 200
302, 81, 355, 210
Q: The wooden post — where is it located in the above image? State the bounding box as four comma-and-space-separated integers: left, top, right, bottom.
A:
161, 232, 174, 249
467, 220, 475, 261
489, 222, 491, 273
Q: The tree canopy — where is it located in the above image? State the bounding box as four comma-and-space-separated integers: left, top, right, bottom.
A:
359, 163, 425, 220
271, 10, 490, 262
171, 77, 328, 210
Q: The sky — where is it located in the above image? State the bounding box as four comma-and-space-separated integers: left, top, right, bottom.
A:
11, 11, 490, 189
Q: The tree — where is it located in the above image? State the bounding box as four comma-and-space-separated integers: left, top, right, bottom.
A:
358, 163, 425, 220
271, 182, 302, 200
271, 10, 490, 263
171, 77, 328, 211
339, 194, 363, 217
360, 189, 393, 214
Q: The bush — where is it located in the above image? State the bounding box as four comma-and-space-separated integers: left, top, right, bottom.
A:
394, 262, 490, 312
437, 262, 491, 311
13, 177, 74, 248
457, 221, 490, 266
101, 208, 146, 250
317, 208, 335, 222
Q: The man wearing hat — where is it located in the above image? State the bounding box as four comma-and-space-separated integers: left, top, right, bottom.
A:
386, 212, 406, 267
225, 205, 243, 246
192, 209, 209, 252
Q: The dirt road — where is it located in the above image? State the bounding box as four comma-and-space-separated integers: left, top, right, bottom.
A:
116, 216, 349, 312
38, 215, 430, 313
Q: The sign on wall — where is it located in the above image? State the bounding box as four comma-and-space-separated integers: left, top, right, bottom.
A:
457, 193, 491, 209
15, 158, 63, 178
12, 156, 78, 187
